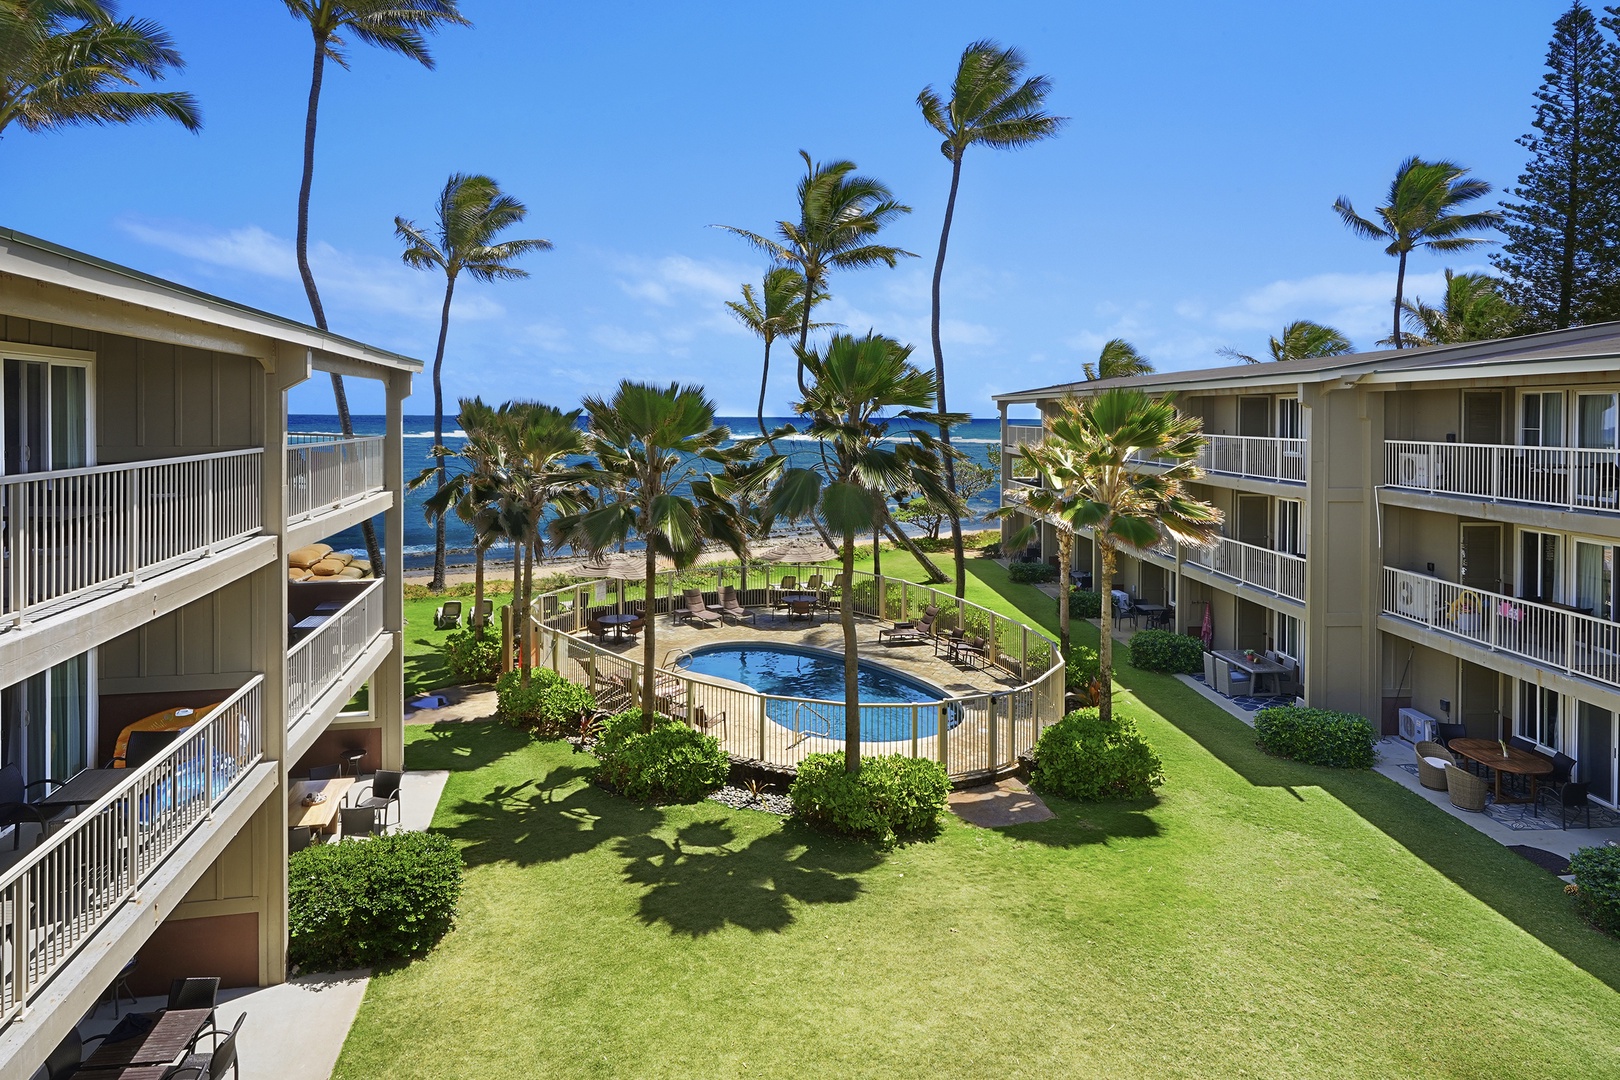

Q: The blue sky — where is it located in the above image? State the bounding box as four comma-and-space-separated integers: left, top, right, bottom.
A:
0, 1, 1568, 417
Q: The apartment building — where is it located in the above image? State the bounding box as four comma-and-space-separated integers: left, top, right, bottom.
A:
0, 227, 416, 1073
995, 323, 1620, 817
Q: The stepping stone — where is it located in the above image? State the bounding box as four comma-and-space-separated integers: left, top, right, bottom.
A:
948, 778, 1055, 828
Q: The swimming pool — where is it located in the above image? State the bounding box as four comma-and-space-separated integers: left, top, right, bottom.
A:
672, 643, 954, 742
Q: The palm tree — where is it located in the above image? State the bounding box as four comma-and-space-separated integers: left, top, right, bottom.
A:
282, 0, 469, 575
1084, 338, 1154, 381
412, 396, 503, 636
1333, 157, 1504, 349
995, 440, 1086, 659
0, 0, 200, 140
714, 152, 915, 394
1219, 321, 1353, 364
920, 40, 1065, 599
725, 266, 829, 443
564, 382, 765, 720
768, 333, 963, 773
396, 173, 552, 590
1041, 390, 1220, 723
1394, 270, 1521, 346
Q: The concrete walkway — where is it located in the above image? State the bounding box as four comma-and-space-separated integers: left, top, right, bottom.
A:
948, 778, 1055, 827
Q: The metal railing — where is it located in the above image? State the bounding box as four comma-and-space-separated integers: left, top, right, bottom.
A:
529, 566, 1065, 779
1384, 439, 1620, 514
286, 580, 386, 729
285, 435, 384, 523
1002, 425, 1046, 453
1382, 567, 1620, 691
1132, 434, 1305, 483
1186, 536, 1305, 602
2, 449, 263, 628
0, 677, 263, 1025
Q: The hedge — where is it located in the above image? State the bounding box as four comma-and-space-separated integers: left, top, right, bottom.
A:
495, 668, 596, 736
443, 628, 501, 683
1127, 629, 1204, 674
1254, 706, 1376, 768
1007, 561, 1058, 584
790, 753, 949, 843
288, 831, 463, 971
1570, 845, 1620, 936
1068, 588, 1102, 618
594, 709, 730, 801
1030, 708, 1164, 801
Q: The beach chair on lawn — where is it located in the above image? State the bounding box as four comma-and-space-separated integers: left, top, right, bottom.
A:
468, 599, 494, 630
434, 600, 462, 629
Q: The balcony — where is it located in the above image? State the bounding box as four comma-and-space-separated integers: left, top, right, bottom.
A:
1132, 434, 1305, 485
285, 435, 384, 525
286, 578, 386, 729
1385, 440, 1620, 515
2, 450, 264, 628
1381, 567, 1620, 692
1185, 537, 1305, 602
1002, 425, 1045, 455
0, 678, 264, 1026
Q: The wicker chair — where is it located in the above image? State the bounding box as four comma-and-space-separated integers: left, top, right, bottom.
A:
1414, 741, 1455, 791
1445, 763, 1489, 812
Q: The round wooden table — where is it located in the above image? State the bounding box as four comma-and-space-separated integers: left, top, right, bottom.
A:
1448, 738, 1553, 805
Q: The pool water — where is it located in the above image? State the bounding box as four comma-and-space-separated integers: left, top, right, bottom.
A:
673, 644, 952, 742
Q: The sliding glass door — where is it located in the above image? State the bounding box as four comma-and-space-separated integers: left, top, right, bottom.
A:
2, 354, 89, 475
0, 654, 93, 787
1578, 702, 1617, 808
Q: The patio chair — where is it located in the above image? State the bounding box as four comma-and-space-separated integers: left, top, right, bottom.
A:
805, 574, 825, 592
587, 612, 610, 643
1202, 651, 1217, 685
622, 615, 647, 641
719, 586, 755, 625
171, 1011, 244, 1080
0, 763, 58, 850
694, 705, 726, 735
1112, 593, 1138, 630
352, 770, 403, 831
288, 825, 316, 854
101, 955, 139, 1019
1435, 722, 1468, 751
788, 600, 816, 623
169, 977, 221, 1051
468, 599, 494, 630
879, 612, 937, 645
934, 626, 966, 658
1445, 763, 1489, 812
1543, 781, 1591, 829
41, 1027, 107, 1080
340, 805, 383, 839
1414, 741, 1455, 791
1213, 657, 1250, 697
683, 589, 722, 627
952, 634, 990, 669
434, 600, 462, 630
1272, 660, 1302, 699
308, 763, 341, 782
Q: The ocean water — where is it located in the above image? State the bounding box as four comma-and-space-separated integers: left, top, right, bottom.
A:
290, 414, 1031, 569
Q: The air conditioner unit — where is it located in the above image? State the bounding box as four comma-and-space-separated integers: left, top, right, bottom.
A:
1396, 452, 1430, 487
1393, 573, 1433, 619
1398, 707, 1437, 745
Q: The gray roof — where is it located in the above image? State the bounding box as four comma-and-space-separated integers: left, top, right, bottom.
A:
994, 321, 1620, 403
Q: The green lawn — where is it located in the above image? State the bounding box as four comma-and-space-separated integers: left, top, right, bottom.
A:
334, 556, 1620, 1078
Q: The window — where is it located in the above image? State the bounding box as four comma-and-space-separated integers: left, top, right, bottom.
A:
1519, 682, 1560, 750
1575, 541, 1616, 621
2, 353, 91, 475
1276, 498, 1303, 557
0, 655, 93, 787
1578, 392, 1619, 450
1274, 611, 1302, 665
1276, 398, 1302, 440
1521, 391, 1564, 447
1520, 530, 1560, 603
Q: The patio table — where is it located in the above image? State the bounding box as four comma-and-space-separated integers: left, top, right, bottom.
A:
598, 613, 636, 640
778, 592, 820, 623
82, 1008, 213, 1070
36, 768, 127, 814
1212, 649, 1288, 695
288, 777, 354, 834
1448, 738, 1553, 805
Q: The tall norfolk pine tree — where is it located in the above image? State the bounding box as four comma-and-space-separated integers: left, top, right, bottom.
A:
1492, 2, 1620, 330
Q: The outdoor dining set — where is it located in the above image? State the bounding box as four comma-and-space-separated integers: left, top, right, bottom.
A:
1413, 730, 1591, 827
32, 975, 242, 1080
587, 575, 849, 642
877, 606, 993, 670
286, 760, 402, 853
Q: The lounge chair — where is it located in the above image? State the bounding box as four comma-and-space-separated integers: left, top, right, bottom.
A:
352, 770, 403, 831
777, 575, 798, 591
683, 589, 722, 626
694, 705, 726, 734
805, 574, 825, 592
434, 600, 462, 629
719, 586, 755, 625
468, 599, 494, 630
1414, 741, 1455, 791
880, 612, 937, 645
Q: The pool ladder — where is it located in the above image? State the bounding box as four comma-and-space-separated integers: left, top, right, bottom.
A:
790, 702, 838, 746
661, 648, 695, 669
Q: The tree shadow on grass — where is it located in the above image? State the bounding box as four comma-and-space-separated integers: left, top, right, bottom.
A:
1120, 669, 1620, 993
998, 792, 1164, 848
404, 639, 452, 697
613, 817, 883, 936
405, 719, 528, 775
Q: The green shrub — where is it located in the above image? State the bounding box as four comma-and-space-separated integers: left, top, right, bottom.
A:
442, 629, 501, 683
1570, 845, 1620, 936
1031, 708, 1164, 801
1007, 561, 1057, 584
980, 541, 1002, 559
1068, 588, 1102, 618
594, 709, 730, 801
495, 668, 596, 736
1127, 629, 1204, 674
1065, 646, 1099, 692
1254, 706, 1376, 768
288, 831, 463, 971
790, 753, 949, 843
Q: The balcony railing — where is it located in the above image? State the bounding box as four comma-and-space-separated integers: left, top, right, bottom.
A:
1186, 536, 1305, 601
2, 450, 263, 628
1132, 434, 1305, 483
1002, 425, 1046, 453
286, 435, 384, 523
286, 580, 386, 728
1382, 567, 1620, 691
0, 677, 264, 1026
1385, 440, 1620, 514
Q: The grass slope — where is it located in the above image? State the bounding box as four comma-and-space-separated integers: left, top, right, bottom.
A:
334, 555, 1620, 1078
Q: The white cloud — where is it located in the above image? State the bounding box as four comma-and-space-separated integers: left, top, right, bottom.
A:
118, 218, 505, 323
589, 325, 663, 354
